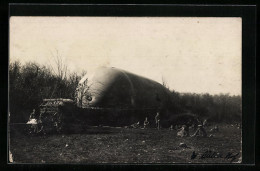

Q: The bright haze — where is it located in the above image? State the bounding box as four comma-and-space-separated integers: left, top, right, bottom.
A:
10, 17, 241, 95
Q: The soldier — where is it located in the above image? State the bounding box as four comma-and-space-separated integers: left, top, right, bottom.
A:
29, 109, 36, 119
157, 119, 160, 130
177, 125, 189, 137
155, 112, 160, 129
130, 121, 140, 129
143, 117, 149, 129
191, 125, 207, 137
27, 109, 38, 134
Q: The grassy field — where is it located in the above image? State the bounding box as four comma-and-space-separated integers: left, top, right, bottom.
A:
9, 124, 242, 164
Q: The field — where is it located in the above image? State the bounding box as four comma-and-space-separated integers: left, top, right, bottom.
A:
9, 124, 242, 164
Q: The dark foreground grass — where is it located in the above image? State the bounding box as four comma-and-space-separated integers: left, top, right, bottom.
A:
9, 124, 242, 164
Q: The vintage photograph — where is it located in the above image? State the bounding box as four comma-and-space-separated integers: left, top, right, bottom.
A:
9, 17, 242, 163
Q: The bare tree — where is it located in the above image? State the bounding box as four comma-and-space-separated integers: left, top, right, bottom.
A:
49, 49, 68, 81
47, 50, 69, 98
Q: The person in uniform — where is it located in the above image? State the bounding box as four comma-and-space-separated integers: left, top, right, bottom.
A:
27, 109, 38, 134
29, 109, 36, 120
191, 125, 207, 137
155, 112, 160, 129
143, 117, 149, 129
177, 125, 189, 137
130, 121, 140, 129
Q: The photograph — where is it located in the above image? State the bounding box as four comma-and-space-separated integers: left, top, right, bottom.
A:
8, 16, 242, 164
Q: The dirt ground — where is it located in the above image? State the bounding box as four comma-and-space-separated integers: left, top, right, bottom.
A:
9, 124, 242, 164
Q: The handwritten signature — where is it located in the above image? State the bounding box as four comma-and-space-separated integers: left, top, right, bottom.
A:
191, 150, 240, 162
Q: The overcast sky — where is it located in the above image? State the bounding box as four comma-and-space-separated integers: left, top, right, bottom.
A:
10, 17, 241, 95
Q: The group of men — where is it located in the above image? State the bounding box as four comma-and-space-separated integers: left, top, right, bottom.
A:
129, 112, 161, 129
176, 124, 208, 137
175, 118, 219, 138
129, 113, 212, 138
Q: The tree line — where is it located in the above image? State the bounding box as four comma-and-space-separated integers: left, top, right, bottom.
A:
9, 60, 241, 123
9, 60, 85, 122
169, 91, 241, 123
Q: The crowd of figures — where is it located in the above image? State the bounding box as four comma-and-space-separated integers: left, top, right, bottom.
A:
126, 112, 241, 138
126, 112, 160, 130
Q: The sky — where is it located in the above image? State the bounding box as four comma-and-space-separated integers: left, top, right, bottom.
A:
10, 17, 242, 95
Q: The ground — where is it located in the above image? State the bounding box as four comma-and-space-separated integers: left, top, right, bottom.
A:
9, 124, 242, 164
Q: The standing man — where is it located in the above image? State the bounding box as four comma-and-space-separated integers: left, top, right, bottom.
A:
155, 112, 160, 130
143, 117, 149, 129
27, 109, 38, 134
29, 109, 36, 120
